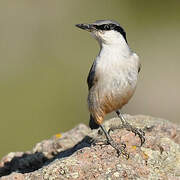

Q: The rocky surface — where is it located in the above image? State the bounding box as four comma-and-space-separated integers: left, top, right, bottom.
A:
0, 114, 180, 180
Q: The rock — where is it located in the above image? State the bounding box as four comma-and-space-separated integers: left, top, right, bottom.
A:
0, 115, 180, 180
1, 173, 24, 180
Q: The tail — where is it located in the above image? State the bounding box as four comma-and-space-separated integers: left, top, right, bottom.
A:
89, 115, 99, 129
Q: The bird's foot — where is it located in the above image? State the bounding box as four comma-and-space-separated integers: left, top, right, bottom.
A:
109, 123, 145, 146
107, 138, 129, 159
98, 124, 129, 158
92, 138, 129, 158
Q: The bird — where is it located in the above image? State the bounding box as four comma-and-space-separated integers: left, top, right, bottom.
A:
76, 20, 145, 157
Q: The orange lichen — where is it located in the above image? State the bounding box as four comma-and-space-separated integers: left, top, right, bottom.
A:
132, 145, 137, 150
142, 152, 149, 160
55, 133, 62, 138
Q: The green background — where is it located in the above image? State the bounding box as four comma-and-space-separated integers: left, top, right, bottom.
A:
0, 0, 180, 158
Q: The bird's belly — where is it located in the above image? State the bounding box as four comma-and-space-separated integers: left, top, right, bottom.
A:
102, 85, 135, 113
87, 66, 138, 124
99, 70, 138, 113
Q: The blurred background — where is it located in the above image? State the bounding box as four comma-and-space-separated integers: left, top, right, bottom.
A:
0, 0, 180, 158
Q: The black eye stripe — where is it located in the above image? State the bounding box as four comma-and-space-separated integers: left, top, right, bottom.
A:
104, 24, 110, 30
94, 24, 115, 31
93, 23, 128, 43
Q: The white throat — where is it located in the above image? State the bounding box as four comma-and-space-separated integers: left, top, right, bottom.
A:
94, 30, 131, 59
100, 40, 131, 61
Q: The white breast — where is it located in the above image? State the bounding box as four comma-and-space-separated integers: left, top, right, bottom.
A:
95, 47, 139, 102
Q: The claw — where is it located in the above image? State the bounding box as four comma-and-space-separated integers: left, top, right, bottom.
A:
121, 148, 129, 159
107, 138, 128, 159
121, 143, 126, 149
140, 136, 145, 146
130, 127, 146, 146
116, 147, 129, 159
116, 150, 121, 157
124, 152, 129, 160
108, 128, 114, 135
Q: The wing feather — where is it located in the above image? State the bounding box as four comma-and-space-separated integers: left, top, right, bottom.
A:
87, 61, 97, 90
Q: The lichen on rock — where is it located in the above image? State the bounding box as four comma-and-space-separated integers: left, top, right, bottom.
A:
0, 115, 180, 180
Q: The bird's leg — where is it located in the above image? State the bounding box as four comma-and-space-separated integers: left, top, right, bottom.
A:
99, 124, 129, 159
109, 110, 145, 146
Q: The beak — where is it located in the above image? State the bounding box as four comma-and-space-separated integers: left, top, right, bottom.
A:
75, 23, 95, 31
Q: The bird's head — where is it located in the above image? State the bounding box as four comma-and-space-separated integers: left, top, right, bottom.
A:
76, 20, 127, 46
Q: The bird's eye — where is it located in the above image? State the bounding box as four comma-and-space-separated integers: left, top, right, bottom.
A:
104, 24, 110, 30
